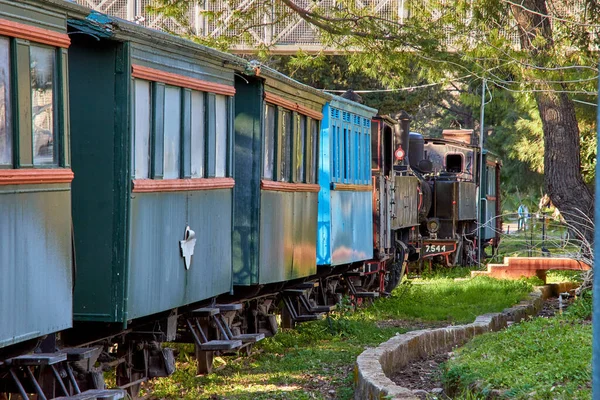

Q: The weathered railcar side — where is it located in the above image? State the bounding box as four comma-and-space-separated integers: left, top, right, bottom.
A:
67, 11, 242, 324
0, 0, 73, 354
317, 97, 376, 267
232, 68, 329, 287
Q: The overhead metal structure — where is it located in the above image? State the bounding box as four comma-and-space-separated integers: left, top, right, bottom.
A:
74, 0, 583, 54
73, 0, 407, 53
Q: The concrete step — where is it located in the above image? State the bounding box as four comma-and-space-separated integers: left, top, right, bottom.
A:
470, 257, 590, 282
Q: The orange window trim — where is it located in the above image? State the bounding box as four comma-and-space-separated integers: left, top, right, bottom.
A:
0, 169, 74, 185
331, 183, 372, 192
261, 180, 320, 193
132, 177, 235, 193
264, 92, 323, 121
132, 65, 236, 96
0, 19, 70, 48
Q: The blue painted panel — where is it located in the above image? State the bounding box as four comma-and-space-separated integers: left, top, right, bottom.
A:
317, 98, 376, 267
317, 103, 332, 265
0, 185, 72, 348
330, 190, 373, 266
127, 189, 232, 319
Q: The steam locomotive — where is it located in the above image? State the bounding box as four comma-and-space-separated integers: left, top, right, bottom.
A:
0, 1, 500, 398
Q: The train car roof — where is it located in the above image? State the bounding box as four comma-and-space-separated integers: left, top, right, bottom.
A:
255, 64, 332, 102
38, 0, 249, 69
330, 95, 378, 117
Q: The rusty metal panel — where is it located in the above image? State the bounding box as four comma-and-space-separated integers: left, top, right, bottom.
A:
330, 190, 373, 266
127, 189, 232, 320
259, 191, 317, 284
392, 175, 419, 229
434, 181, 456, 219
458, 182, 477, 220
0, 185, 72, 349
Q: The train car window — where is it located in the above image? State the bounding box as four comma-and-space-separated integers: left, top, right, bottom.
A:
133, 79, 151, 178
263, 104, 276, 180
30, 46, 56, 166
295, 114, 306, 182
356, 127, 361, 183
308, 118, 318, 184
446, 153, 463, 173
279, 110, 292, 182
215, 94, 228, 177
342, 127, 348, 181
487, 165, 496, 195
371, 122, 379, 171
331, 123, 338, 181
163, 86, 181, 179
0, 38, 11, 166
190, 90, 205, 178
364, 121, 371, 183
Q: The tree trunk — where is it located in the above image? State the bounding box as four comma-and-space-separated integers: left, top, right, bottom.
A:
511, 0, 595, 247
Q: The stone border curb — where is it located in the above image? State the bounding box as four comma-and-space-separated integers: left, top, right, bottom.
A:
353, 285, 559, 400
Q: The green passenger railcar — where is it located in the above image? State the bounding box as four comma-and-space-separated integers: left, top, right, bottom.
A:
233, 68, 329, 286
0, 0, 73, 353
65, 6, 243, 325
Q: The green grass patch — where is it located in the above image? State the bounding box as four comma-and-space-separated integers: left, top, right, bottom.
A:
362, 277, 533, 324
442, 292, 593, 399
144, 276, 534, 399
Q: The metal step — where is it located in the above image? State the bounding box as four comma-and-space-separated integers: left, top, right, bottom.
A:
8, 353, 67, 366
355, 291, 379, 298
62, 348, 97, 362
190, 307, 220, 317
283, 289, 305, 295
344, 271, 365, 277
294, 282, 319, 289
231, 333, 265, 343
54, 389, 126, 400
309, 305, 336, 313
199, 340, 242, 351
216, 303, 242, 312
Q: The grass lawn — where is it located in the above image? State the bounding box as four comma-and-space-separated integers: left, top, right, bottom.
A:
442, 291, 592, 399
142, 274, 533, 399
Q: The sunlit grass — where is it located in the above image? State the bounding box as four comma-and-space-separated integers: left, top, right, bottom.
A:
143, 276, 534, 399
442, 292, 592, 399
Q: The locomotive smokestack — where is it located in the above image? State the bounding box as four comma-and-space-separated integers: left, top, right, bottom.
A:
393, 110, 412, 166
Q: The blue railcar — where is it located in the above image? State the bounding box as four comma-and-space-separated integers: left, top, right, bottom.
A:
317, 97, 377, 268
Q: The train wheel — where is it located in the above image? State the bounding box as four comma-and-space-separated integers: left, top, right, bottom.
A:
116, 342, 145, 399
384, 261, 406, 294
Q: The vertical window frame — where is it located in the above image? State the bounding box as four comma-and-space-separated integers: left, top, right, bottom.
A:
132, 79, 152, 179
263, 103, 277, 180
214, 93, 228, 178
0, 36, 12, 168
277, 108, 292, 182
190, 90, 206, 178
30, 44, 58, 167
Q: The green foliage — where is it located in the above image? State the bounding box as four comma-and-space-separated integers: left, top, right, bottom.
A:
442, 294, 593, 399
